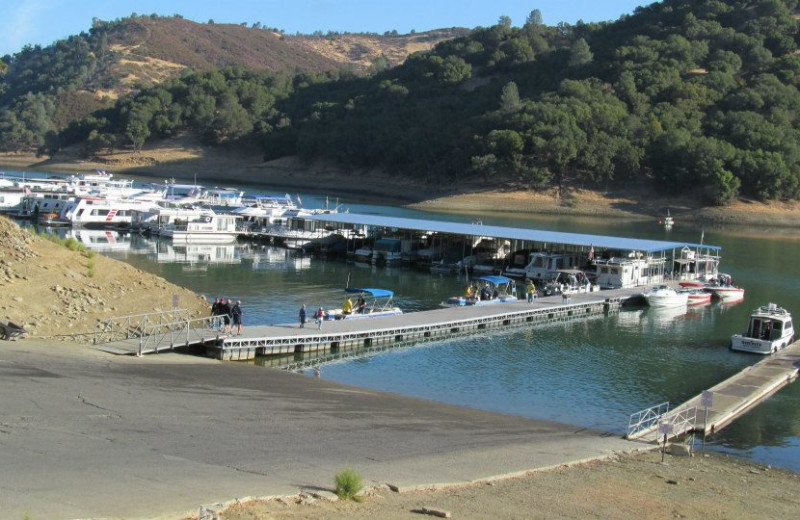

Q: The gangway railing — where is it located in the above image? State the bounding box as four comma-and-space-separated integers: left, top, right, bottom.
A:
96, 309, 226, 355
95, 309, 194, 343
627, 402, 698, 443
627, 402, 670, 440
132, 315, 225, 355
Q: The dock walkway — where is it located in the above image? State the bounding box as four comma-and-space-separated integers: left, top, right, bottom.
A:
95, 286, 648, 357
628, 341, 800, 442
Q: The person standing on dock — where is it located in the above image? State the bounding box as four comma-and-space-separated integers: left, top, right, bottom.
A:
221, 298, 232, 333
526, 280, 537, 303
299, 304, 307, 328
231, 300, 243, 335
316, 307, 325, 330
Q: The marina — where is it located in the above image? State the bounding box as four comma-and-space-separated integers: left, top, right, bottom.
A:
5, 169, 800, 472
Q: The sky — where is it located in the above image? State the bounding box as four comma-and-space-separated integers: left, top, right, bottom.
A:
1, 0, 651, 56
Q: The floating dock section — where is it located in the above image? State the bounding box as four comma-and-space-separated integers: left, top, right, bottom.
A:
627, 341, 800, 442
211, 287, 643, 361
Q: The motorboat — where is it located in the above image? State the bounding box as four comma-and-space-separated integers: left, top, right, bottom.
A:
662, 209, 674, 229
501, 249, 531, 278
731, 303, 794, 355
441, 275, 518, 307
641, 285, 689, 308
704, 273, 744, 303
678, 288, 712, 306
326, 288, 403, 320
372, 238, 403, 266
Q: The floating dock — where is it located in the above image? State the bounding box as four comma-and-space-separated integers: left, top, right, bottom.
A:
95, 286, 646, 357
627, 341, 800, 442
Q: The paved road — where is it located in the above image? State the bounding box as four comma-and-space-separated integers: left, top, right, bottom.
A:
0, 340, 637, 520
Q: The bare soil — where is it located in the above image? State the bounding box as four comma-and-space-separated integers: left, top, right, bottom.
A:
211, 450, 800, 520
0, 215, 208, 342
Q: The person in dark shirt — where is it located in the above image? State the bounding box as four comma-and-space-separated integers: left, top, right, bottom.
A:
231, 300, 243, 335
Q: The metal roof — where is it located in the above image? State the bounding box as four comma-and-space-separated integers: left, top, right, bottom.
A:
308, 213, 720, 253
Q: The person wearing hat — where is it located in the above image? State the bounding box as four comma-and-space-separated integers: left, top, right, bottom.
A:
231, 300, 243, 335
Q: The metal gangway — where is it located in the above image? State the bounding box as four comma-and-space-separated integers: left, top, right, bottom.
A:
94, 308, 226, 356
626, 401, 698, 443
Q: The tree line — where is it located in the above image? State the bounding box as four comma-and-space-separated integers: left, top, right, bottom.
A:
2, 0, 800, 205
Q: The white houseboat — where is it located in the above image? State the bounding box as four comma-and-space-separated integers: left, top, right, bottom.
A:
159, 213, 242, 244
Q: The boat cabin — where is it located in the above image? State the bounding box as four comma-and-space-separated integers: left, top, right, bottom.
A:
731, 303, 794, 355
594, 254, 667, 289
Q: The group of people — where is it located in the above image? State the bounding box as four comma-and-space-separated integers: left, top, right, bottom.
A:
211, 297, 243, 335
299, 304, 326, 330
298, 295, 370, 331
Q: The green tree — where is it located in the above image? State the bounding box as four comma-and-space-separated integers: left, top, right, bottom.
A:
526, 9, 544, 27
568, 38, 593, 67
500, 81, 522, 114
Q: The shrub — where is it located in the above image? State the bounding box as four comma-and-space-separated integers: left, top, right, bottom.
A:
334, 468, 363, 500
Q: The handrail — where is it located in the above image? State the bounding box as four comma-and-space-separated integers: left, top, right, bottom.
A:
95, 309, 194, 344
627, 402, 670, 439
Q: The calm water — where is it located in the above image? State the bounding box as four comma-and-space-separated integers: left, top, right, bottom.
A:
16, 170, 800, 472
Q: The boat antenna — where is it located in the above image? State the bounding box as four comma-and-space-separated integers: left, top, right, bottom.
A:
346, 271, 351, 289
700, 229, 705, 245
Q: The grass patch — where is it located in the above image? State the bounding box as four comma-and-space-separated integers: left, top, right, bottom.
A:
334, 468, 363, 500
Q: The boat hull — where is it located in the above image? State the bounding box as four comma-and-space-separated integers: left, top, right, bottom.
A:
707, 286, 745, 302
731, 334, 794, 355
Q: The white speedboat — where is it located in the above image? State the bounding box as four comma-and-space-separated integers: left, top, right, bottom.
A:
731, 303, 794, 355
662, 209, 674, 229
441, 275, 518, 307
641, 285, 689, 308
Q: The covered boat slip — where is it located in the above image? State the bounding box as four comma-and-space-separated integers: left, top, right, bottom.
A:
307, 213, 722, 287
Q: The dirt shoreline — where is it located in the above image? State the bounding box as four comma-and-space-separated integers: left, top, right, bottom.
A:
4, 145, 800, 227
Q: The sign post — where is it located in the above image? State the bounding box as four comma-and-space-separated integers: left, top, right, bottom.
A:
658, 422, 674, 462
701, 390, 714, 449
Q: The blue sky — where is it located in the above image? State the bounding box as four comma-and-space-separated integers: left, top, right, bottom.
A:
1, 0, 651, 56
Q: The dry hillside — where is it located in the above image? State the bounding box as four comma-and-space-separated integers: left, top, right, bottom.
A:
98, 17, 466, 96
0, 216, 208, 342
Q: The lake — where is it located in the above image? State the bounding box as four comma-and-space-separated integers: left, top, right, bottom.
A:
13, 171, 800, 472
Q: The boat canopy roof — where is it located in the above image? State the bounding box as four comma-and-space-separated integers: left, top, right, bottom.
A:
345, 287, 394, 298
308, 213, 720, 254
475, 275, 513, 285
